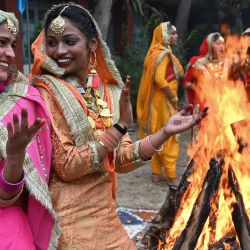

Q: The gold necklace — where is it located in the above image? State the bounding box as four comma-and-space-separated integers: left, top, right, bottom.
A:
207, 60, 224, 79
64, 76, 114, 130
83, 87, 114, 129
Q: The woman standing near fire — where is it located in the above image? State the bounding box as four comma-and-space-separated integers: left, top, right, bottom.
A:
183, 32, 227, 110
137, 22, 184, 187
30, 3, 207, 249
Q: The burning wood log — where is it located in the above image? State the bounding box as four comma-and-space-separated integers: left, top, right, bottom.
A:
208, 234, 240, 250
230, 120, 250, 153
172, 158, 223, 250
156, 158, 196, 225
136, 159, 195, 250
228, 167, 250, 250
208, 194, 219, 243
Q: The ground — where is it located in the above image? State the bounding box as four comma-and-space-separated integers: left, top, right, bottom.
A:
116, 126, 192, 238
117, 128, 191, 210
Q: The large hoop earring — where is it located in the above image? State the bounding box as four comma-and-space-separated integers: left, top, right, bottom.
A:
87, 51, 101, 88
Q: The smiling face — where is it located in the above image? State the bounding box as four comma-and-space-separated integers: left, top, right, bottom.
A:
46, 17, 97, 82
0, 22, 16, 82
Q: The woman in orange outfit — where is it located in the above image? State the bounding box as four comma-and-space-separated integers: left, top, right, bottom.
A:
30, 4, 207, 249
137, 22, 184, 187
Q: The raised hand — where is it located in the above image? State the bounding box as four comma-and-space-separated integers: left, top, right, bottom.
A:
6, 109, 45, 158
164, 105, 208, 136
118, 75, 133, 128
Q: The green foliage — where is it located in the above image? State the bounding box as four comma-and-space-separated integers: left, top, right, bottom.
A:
123, 0, 144, 15
131, 0, 144, 15
145, 12, 162, 38
112, 32, 149, 116
172, 29, 199, 104
31, 23, 43, 44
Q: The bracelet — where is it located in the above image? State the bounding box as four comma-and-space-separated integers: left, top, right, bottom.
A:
0, 168, 24, 193
98, 129, 120, 152
139, 136, 163, 159
98, 140, 109, 155
113, 123, 127, 135
169, 96, 178, 103
0, 187, 23, 207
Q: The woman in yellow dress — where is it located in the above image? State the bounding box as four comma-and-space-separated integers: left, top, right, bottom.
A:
30, 3, 207, 249
137, 22, 184, 187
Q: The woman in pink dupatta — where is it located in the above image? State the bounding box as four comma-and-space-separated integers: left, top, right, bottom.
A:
0, 10, 60, 249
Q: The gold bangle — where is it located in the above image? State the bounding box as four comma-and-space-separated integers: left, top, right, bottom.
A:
98, 140, 106, 148
169, 96, 178, 103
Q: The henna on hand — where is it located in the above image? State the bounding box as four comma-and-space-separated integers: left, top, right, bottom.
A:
164, 106, 208, 136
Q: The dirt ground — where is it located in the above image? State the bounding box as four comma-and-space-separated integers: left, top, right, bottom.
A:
116, 127, 192, 211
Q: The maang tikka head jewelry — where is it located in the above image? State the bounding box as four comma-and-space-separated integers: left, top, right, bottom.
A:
6, 18, 17, 37
50, 6, 69, 34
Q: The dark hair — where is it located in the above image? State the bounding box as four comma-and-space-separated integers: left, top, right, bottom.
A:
44, 3, 98, 41
212, 33, 223, 42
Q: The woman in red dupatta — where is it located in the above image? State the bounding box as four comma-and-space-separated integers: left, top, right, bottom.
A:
183, 32, 226, 110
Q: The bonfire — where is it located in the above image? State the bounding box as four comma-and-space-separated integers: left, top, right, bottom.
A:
138, 35, 250, 250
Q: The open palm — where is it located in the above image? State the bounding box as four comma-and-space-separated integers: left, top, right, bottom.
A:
164, 105, 208, 136
119, 75, 133, 128
6, 109, 45, 157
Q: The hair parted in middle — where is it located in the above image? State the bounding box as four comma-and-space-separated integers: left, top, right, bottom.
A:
43, 2, 98, 41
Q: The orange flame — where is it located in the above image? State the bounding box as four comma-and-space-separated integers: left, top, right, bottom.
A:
164, 35, 250, 249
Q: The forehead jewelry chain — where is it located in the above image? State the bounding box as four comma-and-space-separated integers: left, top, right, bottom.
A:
50, 6, 69, 34
6, 18, 17, 37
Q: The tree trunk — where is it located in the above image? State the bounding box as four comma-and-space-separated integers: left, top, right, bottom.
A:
175, 0, 193, 40
93, 0, 113, 41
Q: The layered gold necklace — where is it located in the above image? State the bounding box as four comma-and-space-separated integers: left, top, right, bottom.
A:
207, 59, 224, 79
83, 87, 113, 129
65, 75, 114, 132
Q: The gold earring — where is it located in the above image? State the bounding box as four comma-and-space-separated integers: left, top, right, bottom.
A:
86, 51, 101, 88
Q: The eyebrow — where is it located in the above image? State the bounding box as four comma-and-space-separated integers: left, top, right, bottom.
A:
46, 34, 81, 39
0, 36, 11, 40
0, 36, 16, 43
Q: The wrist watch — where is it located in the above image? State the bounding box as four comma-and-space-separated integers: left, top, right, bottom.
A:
113, 123, 128, 135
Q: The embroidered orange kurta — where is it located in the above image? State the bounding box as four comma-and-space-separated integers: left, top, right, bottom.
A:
31, 25, 145, 248
38, 86, 139, 250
